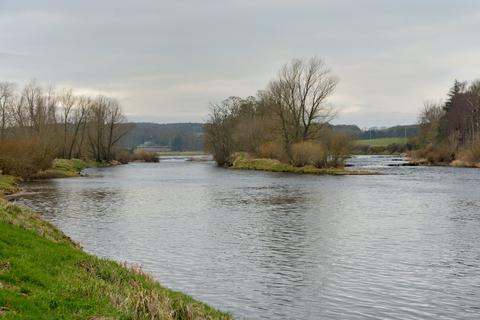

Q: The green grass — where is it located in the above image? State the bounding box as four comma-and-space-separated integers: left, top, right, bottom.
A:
355, 137, 408, 146
0, 175, 20, 196
33, 159, 107, 179
231, 154, 375, 176
0, 199, 232, 320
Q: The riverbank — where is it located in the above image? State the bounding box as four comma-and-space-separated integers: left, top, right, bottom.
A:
0, 175, 20, 197
0, 199, 231, 319
32, 159, 110, 179
231, 154, 377, 176
1, 159, 104, 199
405, 156, 480, 168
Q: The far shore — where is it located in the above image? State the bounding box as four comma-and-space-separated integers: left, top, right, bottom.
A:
405, 157, 480, 168
157, 150, 207, 157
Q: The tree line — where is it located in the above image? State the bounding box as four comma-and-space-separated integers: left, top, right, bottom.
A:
0, 80, 128, 176
123, 122, 203, 151
204, 57, 351, 168
414, 79, 480, 165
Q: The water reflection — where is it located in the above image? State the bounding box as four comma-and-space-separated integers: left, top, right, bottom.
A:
16, 158, 480, 320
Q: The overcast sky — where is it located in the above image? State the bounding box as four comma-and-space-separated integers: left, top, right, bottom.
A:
1, 0, 479, 127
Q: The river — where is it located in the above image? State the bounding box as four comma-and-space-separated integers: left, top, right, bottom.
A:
17, 156, 480, 319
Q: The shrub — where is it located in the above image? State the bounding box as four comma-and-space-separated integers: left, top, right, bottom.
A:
352, 144, 371, 155
114, 149, 159, 164
457, 138, 480, 165
256, 141, 287, 161
322, 131, 352, 167
134, 151, 159, 163
369, 146, 386, 154
0, 138, 56, 178
290, 141, 327, 168
410, 143, 455, 164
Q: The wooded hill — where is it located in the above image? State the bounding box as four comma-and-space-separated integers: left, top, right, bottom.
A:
121, 122, 203, 151
121, 122, 418, 151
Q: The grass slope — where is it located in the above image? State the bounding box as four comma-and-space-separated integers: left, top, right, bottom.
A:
0, 176, 20, 196
33, 159, 107, 179
355, 137, 408, 146
0, 200, 231, 320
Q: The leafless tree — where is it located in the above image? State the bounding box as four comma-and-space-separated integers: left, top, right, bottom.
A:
105, 98, 128, 161
467, 80, 480, 141
21, 80, 58, 134
68, 95, 89, 159
418, 100, 445, 145
267, 57, 338, 157
0, 82, 16, 141
204, 100, 238, 166
59, 89, 76, 157
87, 96, 107, 161
86, 96, 128, 161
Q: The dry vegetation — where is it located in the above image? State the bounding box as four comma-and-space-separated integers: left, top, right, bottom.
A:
0, 175, 20, 196
116, 150, 159, 163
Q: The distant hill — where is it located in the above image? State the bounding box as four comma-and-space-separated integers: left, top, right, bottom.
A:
121, 122, 204, 151
330, 124, 362, 137
357, 124, 418, 140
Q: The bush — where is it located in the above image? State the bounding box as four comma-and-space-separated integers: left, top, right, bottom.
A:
457, 138, 480, 165
256, 141, 287, 161
323, 131, 352, 167
134, 151, 159, 163
386, 143, 406, 154
410, 143, 455, 164
290, 141, 327, 168
0, 138, 56, 178
114, 149, 159, 164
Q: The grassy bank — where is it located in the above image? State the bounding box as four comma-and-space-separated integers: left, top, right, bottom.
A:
1, 159, 102, 198
0, 175, 20, 197
0, 199, 231, 319
33, 159, 108, 179
231, 154, 375, 176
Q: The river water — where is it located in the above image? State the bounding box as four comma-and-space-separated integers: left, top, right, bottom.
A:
17, 156, 480, 319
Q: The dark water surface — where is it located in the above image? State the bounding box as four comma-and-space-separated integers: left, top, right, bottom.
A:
17, 156, 480, 319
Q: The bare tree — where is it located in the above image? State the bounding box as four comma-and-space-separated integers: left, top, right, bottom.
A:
86, 96, 128, 161
467, 80, 480, 141
59, 89, 76, 157
87, 96, 107, 161
0, 82, 16, 141
204, 100, 238, 166
105, 98, 128, 161
267, 57, 338, 157
44, 86, 58, 127
68, 95, 89, 159
22, 80, 42, 132
418, 101, 445, 145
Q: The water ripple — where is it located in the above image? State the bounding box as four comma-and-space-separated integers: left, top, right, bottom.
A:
16, 158, 480, 319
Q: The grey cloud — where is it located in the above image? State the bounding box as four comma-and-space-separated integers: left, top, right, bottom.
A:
1, 0, 479, 127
